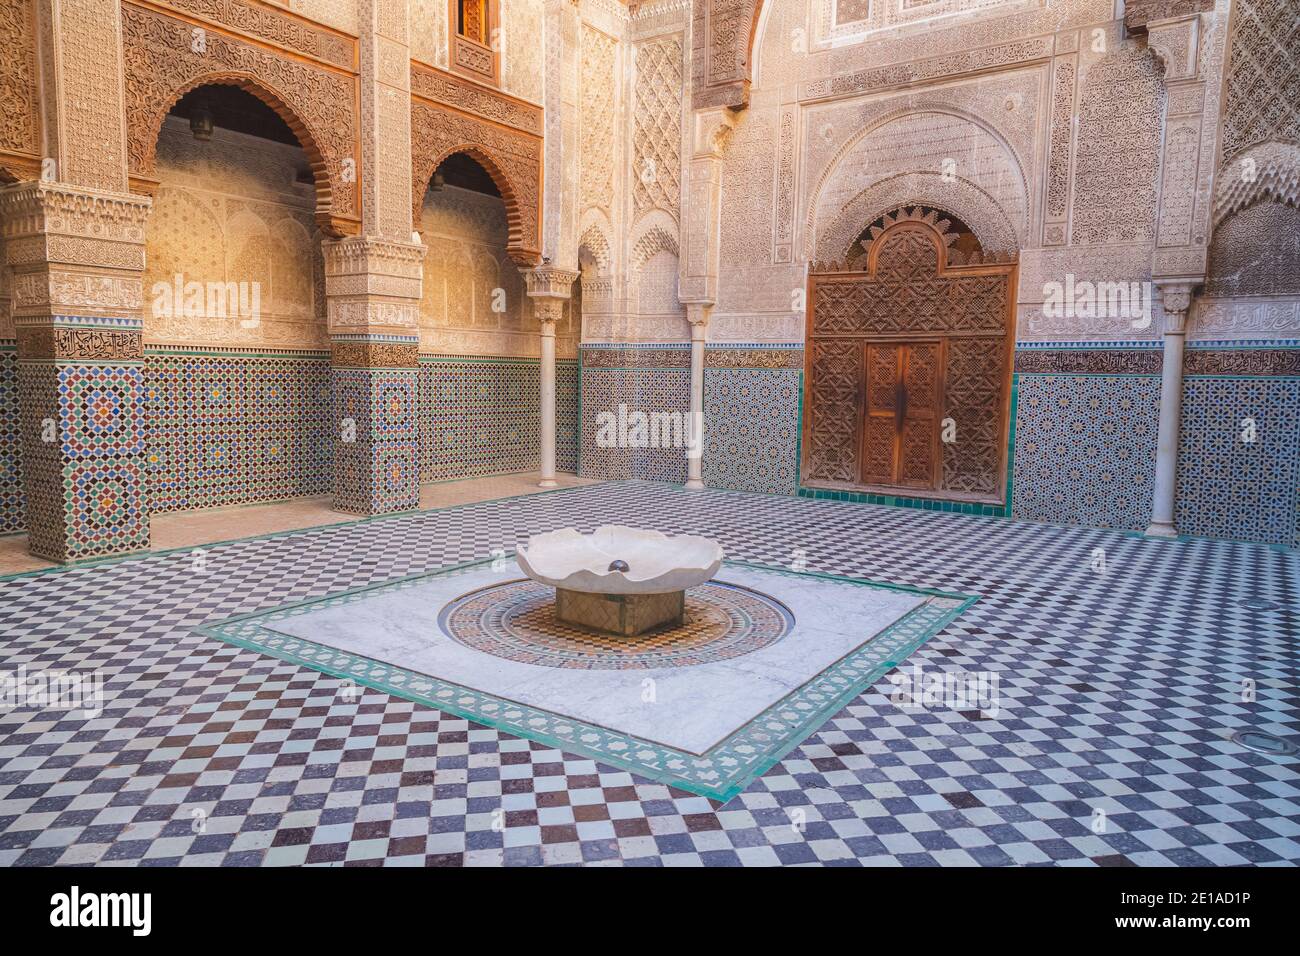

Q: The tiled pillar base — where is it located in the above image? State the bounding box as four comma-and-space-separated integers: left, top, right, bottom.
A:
330, 335, 421, 515
322, 236, 425, 516
1, 182, 152, 563
16, 334, 149, 561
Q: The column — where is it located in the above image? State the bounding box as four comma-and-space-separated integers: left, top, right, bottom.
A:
685, 303, 710, 489
4, 1, 152, 562
325, 238, 424, 514
525, 268, 578, 487
326, 0, 425, 516
679, 107, 733, 492
1145, 283, 1193, 539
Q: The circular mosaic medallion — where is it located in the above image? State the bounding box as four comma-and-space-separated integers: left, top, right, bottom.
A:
438, 579, 793, 670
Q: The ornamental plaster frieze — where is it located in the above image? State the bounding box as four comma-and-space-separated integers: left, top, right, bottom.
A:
322, 235, 426, 279
11, 271, 143, 316
630, 2, 690, 39
1191, 296, 1300, 338
706, 311, 805, 343
145, 316, 330, 350
409, 62, 544, 137
142, 0, 357, 68
1016, 302, 1166, 342
0, 182, 151, 248
326, 299, 420, 337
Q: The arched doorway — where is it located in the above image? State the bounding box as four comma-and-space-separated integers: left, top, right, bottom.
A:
142, 84, 331, 513
416, 151, 565, 480
803, 207, 1017, 502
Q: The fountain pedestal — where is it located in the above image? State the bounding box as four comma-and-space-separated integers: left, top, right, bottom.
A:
515, 525, 724, 638
555, 588, 685, 636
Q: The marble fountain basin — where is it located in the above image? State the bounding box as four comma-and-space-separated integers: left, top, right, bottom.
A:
516, 525, 724, 636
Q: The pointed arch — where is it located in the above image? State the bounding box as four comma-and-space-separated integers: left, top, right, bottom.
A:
129, 73, 349, 238
413, 145, 535, 266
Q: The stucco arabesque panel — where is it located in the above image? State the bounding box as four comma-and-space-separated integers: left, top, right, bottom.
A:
796, 69, 1041, 263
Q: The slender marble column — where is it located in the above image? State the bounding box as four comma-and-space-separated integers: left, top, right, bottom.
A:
524, 268, 577, 487
1145, 284, 1193, 538
538, 308, 559, 487
685, 303, 711, 489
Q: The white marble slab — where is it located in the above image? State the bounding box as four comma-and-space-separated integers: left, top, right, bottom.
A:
266, 564, 923, 755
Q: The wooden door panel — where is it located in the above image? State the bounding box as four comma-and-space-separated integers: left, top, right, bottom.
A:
897, 341, 942, 488
861, 343, 900, 485
803, 213, 1015, 502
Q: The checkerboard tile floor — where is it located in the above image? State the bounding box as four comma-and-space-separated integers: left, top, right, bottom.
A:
1, 481, 1297, 867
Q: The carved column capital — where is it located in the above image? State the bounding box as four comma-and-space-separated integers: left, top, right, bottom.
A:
685, 301, 712, 338
692, 108, 736, 161
322, 235, 425, 337
524, 266, 579, 301
1156, 281, 1195, 332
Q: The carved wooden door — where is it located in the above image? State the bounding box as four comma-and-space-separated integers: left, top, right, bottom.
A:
803, 207, 1016, 503
861, 341, 943, 489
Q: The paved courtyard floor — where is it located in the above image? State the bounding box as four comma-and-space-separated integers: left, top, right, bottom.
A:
0, 480, 1296, 866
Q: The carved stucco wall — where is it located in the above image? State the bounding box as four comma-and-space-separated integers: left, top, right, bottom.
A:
1194, 0, 1300, 337
408, 0, 544, 104
502, 0, 546, 105
580, 24, 619, 218
120, 0, 361, 236
0, 0, 41, 179
700, 1, 1184, 345
143, 118, 326, 349
409, 0, 450, 68
418, 183, 576, 357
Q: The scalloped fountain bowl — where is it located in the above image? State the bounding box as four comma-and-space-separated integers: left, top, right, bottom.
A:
516, 526, 724, 636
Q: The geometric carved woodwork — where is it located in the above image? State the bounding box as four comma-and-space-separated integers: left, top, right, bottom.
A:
861, 341, 944, 489
410, 62, 544, 266
448, 0, 499, 86
120, 0, 361, 236
804, 208, 1016, 502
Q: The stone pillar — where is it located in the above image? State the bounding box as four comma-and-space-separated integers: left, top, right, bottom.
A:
685, 303, 710, 489
324, 237, 424, 514
1146, 283, 1193, 539
2, 1, 148, 562
325, 0, 425, 515
677, 106, 734, 492
526, 268, 578, 486
679, 108, 734, 307
0, 182, 152, 562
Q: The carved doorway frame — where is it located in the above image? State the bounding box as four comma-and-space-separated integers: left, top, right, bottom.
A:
801, 208, 1018, 505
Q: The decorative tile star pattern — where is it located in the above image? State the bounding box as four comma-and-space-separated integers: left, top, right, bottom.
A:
0, 481, 1296, 866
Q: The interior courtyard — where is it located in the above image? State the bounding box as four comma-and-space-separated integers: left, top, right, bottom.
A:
0, 0, 1296, 870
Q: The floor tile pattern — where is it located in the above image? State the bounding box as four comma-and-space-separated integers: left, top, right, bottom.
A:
0, 482, 1296, 866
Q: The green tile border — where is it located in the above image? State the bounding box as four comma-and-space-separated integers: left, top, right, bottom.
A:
197, 556, 978, 803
